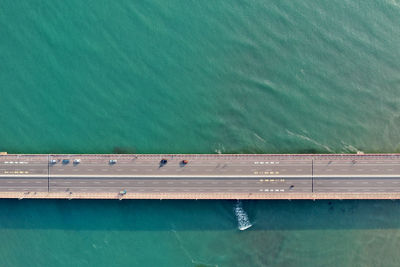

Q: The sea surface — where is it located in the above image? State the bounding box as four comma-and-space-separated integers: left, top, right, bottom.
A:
0, 0, 400, 266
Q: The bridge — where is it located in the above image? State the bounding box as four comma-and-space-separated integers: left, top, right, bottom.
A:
1, 153, 400, 199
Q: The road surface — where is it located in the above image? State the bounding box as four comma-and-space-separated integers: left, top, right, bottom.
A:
1, 154, 400, 199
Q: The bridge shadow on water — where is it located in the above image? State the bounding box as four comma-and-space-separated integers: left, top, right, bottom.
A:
0, 199, 399, 231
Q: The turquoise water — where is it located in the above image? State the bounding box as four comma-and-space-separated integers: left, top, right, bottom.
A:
3, 199, 400, 266
1, 0, 400, 266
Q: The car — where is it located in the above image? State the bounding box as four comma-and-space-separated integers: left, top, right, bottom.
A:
73, 159, 81, 164
62, 159, 70, 164
50, 159, 57, 164
109, 159, 117, 164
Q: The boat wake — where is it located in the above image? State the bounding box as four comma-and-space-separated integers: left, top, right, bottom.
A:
171, 228, 219, 267
234, 201, 253, 231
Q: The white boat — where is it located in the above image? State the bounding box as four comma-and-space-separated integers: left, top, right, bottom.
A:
234, 201, 252, 231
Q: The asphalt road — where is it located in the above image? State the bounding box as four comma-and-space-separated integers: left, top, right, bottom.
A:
1, 154, 400, 195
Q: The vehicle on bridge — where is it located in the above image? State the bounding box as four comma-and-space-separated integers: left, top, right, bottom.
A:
160, 159, 168, 166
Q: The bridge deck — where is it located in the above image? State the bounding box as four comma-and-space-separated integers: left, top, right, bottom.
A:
1, 154, 400, 199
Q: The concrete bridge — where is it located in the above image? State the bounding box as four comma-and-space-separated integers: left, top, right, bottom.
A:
1, 153, 400, 199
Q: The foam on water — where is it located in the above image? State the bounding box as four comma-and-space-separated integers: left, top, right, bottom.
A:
234, 201, 253, 231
